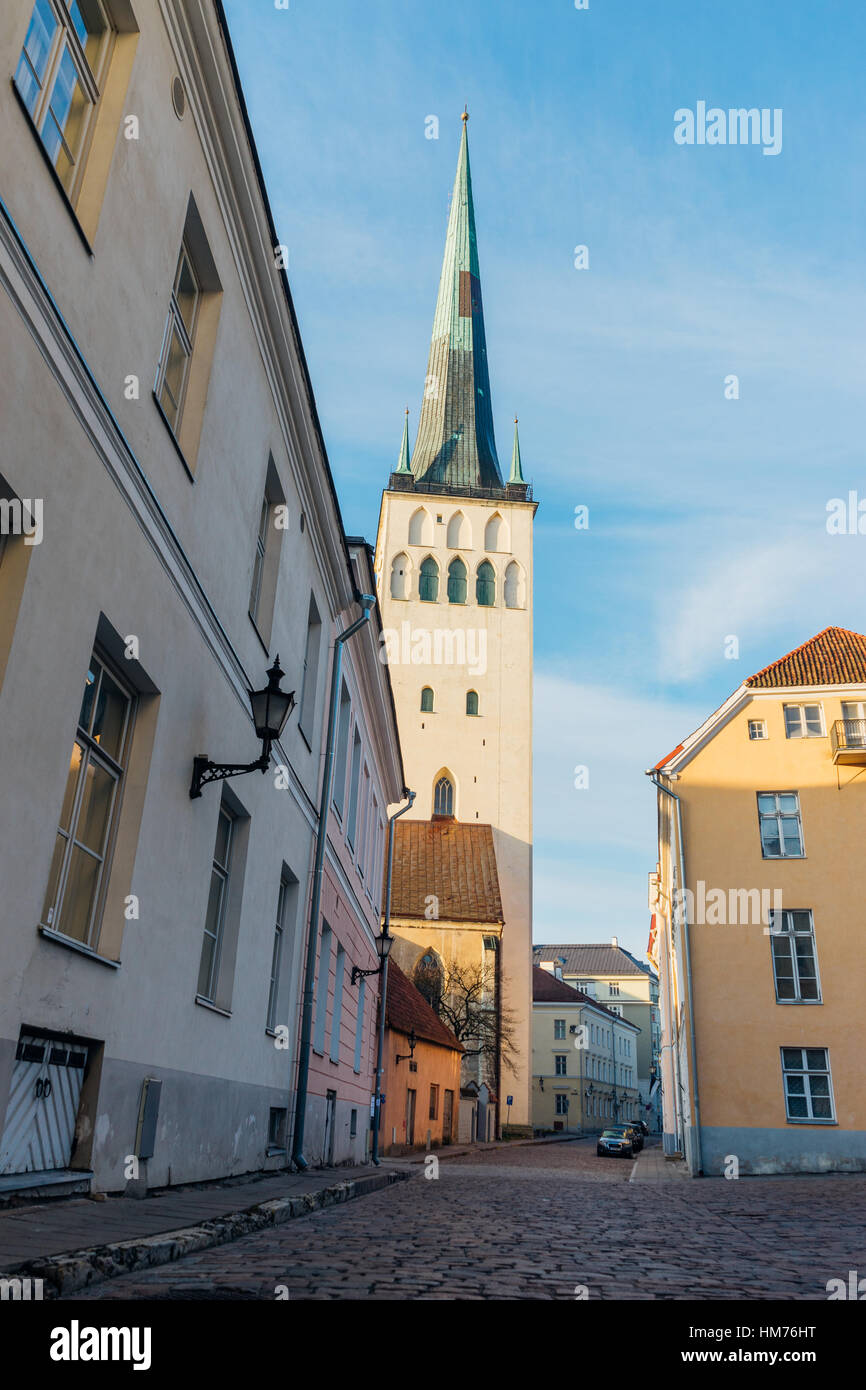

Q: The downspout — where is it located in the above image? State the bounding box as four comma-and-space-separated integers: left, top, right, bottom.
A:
647, 772, 703, 1175
371, 788, 416, 1165
292, 595, 376, 1170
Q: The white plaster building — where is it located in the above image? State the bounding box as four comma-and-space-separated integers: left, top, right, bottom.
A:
0, 0, 402, 1195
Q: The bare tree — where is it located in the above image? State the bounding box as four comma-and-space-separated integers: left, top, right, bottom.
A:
430, 958, 520, 1077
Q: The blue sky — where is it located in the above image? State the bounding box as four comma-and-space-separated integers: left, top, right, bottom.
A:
224, 0, 866, 957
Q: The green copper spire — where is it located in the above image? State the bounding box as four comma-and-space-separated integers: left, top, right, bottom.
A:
509, 416, 525, 484
409, 112, 503, 490
396, 408, 412, 473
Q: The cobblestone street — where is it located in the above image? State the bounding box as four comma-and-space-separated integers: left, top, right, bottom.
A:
70, 1141, 866, 1301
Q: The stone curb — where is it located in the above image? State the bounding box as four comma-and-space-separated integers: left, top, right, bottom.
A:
9, 1168, 409, 1299
400, 1133, 589, 1165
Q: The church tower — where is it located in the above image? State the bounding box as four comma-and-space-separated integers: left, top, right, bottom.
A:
374, 114, 536, 1130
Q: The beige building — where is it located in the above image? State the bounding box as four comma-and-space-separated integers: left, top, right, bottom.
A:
374, 116, 535, 1132
0, 0, 403, 1193
532, 966, 641, 1133
534, 941, 661, 1131
650, 627, 866, 1175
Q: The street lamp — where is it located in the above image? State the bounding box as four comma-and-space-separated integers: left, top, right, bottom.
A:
351, 930, 393, 986
395, 1027, 417, 1065
189, 657, 295, 798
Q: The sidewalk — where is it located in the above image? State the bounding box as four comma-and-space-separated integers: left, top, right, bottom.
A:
385, 1132, 583, 1166
629, 1143, 690, 1183
0, 1163, 409, 1297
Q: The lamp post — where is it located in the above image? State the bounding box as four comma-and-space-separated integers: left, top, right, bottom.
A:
291, 596, 376, 1171
189, 657, 295, 798
371, 789, 415, 1165
395, 1026, 417, 1065
351, 928, 393, 987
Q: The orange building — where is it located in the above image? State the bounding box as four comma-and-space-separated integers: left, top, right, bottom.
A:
380, 962, 463, 1154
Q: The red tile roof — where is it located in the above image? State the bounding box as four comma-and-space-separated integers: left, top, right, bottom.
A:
388, 820, 503, 923
385, 961, 463, 1052
746, 626, 866, 688
531, 966, 629, 1023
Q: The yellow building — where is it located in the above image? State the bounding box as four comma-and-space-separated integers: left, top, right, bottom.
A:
374, 116, 535, 1133
650, 627, 866, 1175
532, 966, 641, 1134
380, 962, 463, 1155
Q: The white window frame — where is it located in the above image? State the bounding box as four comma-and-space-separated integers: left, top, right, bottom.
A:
554, 1054, 567, 1076
198, 804, 234, 1003
266, 875, 290, 1031
249, 492, 270, 625
553, 1018, 566, 1040
757, 791, 805, 859
14, 0, 113, 202
748, 718, 768, 740
769, 909, 821, 1003
155, 241, 201, 434
781, 1047, 835, 1123
42, 650, 133, 949
783, 703, 825, 739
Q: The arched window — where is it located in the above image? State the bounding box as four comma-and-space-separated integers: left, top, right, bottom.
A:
447, 557, 467, 604
446, 511, 470, 550
504, 560, 525, 609
484, 512, 507, 552
390, 553, 409, 600
419, 556, 439, 602
408, 507, 432, 546
434, 775, 454, 817
466, 690, 479, 716
420, 687, 434, 712
414, 950, 444, 1012
476, 560, 495, 607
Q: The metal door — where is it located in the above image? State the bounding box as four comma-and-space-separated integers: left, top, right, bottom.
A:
0, 1034, 87, 1174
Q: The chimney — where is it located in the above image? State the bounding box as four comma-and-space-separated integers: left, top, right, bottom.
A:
611, 935, 618, 948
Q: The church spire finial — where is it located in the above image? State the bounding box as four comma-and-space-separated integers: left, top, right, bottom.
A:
462, 105, 469, 123
407, 116, 502, 491
395, 407, 412, 474
509, 416, 525, 485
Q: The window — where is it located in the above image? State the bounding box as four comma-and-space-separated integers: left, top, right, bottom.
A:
247, 458, 286, 641
332, 682, 351, 814
841, 700, 866, 747
155, 242, 199, 435
330, 944, 345, 1063
504, 560, 524, 609
554, 1055, 567, 1076
42, 651, 133, 947
783, 703, 824, 739
781, 1047, 834, 1122
447, 557, 467, 604
484, 512, 506, 552
390, 552, 410, 601
429, 1085, 439, 1121
268, 1107, 287, 1151
758, 792, 804, 858
420, 686, 434, 713
313, 924, 332, 1054
408, 508, 432, 546
356, 765, 370, 875
769, 910, 820, 1002
15, 0, 111, 199
198, 804, 234, 1001
433, 775, 453, 817
350, 1108, 358, 1138
419, 556, 439, 602
266, 874, 295, 1031
466, 690, 479, 717
346, 729, 362, 847
555, 1095, 568, 1116
748, 719, 768, 740
446, 511, 469, 549
476, 560, 495, 606
609, 982, 620, 996
297, 594, 323, 743
554, 1019, 566, 1040
353, 978, 366, 1073
415, 951, 443, 1011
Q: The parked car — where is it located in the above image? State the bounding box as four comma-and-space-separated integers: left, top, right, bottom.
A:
597, 1128, 634, 1158
631, 1118, 649, 1136
604, 1123, 643, 1152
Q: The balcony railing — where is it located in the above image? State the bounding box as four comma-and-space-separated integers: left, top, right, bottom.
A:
831, 719, 866, 763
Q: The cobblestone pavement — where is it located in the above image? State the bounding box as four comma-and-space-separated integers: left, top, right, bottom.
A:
70, 1140, 866, 1301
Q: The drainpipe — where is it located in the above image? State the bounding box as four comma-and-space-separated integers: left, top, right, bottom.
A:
291, 595, 376, 1171
371, 789, 416, 1164
647, 771, 703, 1174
